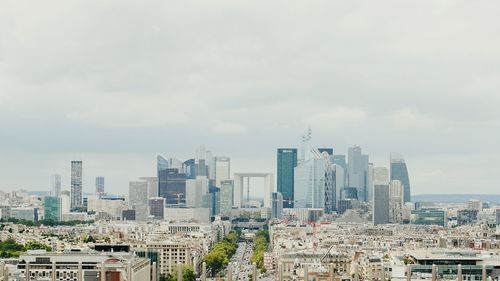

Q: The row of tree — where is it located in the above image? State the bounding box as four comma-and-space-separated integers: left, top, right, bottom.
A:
203, 228, 242, 276
159, 266, 195, 281
250, 229, 269, 273
0, 238, 52, 258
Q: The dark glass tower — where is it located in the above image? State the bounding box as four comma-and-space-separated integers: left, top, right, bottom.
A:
277, 148, 298, 208
390, 153, 411, 203
158, 168, 187, 206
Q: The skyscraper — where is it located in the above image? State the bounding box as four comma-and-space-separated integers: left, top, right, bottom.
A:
219, 180, 234, 216
70, 161, 83, 210
95, 176, 105, 195
157, 154, 169, 194
148, 197, 165, 220
373, 166, 390, 225
294, 149, 333, 210
390, 153, 411, 203
158, 168, 187, 207
129, 181, 148, 207
214, 156, 230, 187
51, 174, 61, 197
271, 192, 283, 219
183, 159, 196, 179
389, 180, 404, 224
44, 196, 62, 222
348, 145, 369, 202
186, 176, 209, 208
277, 148, 298, 208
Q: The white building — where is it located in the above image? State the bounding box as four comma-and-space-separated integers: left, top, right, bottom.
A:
185, 176, 209, 208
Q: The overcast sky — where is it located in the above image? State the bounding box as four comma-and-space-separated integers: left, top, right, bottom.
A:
1, 1, 499, 196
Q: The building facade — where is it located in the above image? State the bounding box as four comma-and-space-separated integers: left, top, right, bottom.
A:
277, 148, 298, 208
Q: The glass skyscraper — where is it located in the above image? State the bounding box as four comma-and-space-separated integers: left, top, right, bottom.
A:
390, 153, 411, 203
44, 196, 61, 222
158, 168, 187, 206
277, 148, 297, 208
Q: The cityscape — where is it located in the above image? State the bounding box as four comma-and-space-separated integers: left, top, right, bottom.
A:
2, 1, 500, 281
1, 137, 500, 281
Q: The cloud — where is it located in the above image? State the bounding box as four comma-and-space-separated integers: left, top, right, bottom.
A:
211, 122, 247, 134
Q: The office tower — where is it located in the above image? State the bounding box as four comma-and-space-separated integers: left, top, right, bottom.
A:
294, 149, 333, 210
496, 209, 500, 225
51, 174, 61, 197
219, 180, 234, 216
373, 185, 390, 225
207, 186, 221, 216
157, 154, 169, 194
11, 207, 38, 223
60, 191, 70, 214
129, 181, 148, 207
348, 145, 369, 201
390, 153, 411, 203
70, 160, 83, 210
389, 180, 404, 223
367, 163, 374, 202
148, 197, 165, 220
277, 148, 298, 208
411, 209, 446, 227
195, 146, 210, 177
95, 176, 105, 195
186, 176, 209, 208
214, 156, 230, 187
139, 177, 158, 199
158, 168, 187, 207
331, 164, 345, 211
183, 159, 196, 179
271, 192, 283, 219
341, 187, 358, 200
44, 196, 62, 222
373, 166, 390, 225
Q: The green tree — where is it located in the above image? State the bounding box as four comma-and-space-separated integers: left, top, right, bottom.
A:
25, 241, 51, 251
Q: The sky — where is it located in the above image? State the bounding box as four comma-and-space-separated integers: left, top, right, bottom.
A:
1, 1, 499, 195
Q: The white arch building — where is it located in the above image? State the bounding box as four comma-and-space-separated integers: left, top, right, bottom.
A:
233, 173, 274, 208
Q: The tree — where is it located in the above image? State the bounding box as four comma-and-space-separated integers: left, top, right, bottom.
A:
25, 241, 51, 251
183, 266, 196, 281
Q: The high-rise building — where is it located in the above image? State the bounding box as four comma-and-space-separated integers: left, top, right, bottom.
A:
139, 177, 158, 199
390, 153, 411, 203
183, 159, 196, 179
457, 209, 478, 225
214, 156, 230, 187
496, 209, 500, 225
271, 192, 283, 219
157, 154, 169, 194
277, 148, 298, 208
51, 174, 61, 197
186, 176, 209, 208
44, 196, 62, 222
373, 166, 390, 225
195, 146, 210, 177
331, 164, 345, 211
70, 161, 83, 210
148, 197, 165, 220
348, 146, 369, 201
389, 180, 404, 224
129, 181, 148, 207
219, 180, 234, 216
158, 168, 187, 207
294, 149, 333, 211
95, 176, 105, 195
373, 185, 389, 225
60, 190, 70, 214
